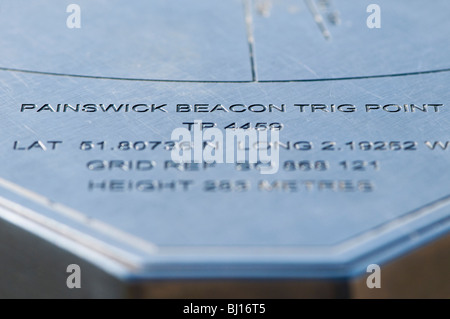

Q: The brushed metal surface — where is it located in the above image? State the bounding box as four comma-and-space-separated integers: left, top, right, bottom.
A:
0, 0, 448, 297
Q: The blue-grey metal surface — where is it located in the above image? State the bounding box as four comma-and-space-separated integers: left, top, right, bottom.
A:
0, 0, 448, 281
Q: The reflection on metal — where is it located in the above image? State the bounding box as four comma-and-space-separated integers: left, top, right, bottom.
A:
0, 0, 449, 298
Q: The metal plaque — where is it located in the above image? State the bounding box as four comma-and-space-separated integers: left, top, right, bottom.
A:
0, 0, 449, 298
